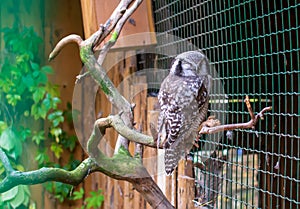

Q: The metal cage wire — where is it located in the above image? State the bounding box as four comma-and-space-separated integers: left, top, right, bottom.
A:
152, 0, 299, 208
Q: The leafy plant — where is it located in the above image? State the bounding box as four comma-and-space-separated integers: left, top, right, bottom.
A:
72, 188, 104, 209
1, 185, 30, 209
85, 190, 104, 209
0, 26, 80, 207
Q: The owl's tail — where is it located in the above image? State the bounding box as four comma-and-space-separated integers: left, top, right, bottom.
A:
164, 148, 181, 175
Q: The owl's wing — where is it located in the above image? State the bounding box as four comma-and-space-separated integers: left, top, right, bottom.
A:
157, 88, 183, 147
166, 76, 209, 149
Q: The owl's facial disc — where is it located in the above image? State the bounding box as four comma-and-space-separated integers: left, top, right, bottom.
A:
180, 62, 197, 77
170, 59, 197, 77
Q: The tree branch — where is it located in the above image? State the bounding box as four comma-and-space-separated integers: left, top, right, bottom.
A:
48, 35, 83, 61
0, 157, 98, 193
49, 0, 144, 152
92, 0, 135, 50
200, 96, 272, 134
0, 148, 14, 174
97, 0, 143, 61
85, 114, 174, 208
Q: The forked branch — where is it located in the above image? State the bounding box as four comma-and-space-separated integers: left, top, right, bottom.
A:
200, 95, 272, 134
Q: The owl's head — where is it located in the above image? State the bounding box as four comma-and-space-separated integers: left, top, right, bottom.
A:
173, 51, 211, 76
170, 59, 198, 77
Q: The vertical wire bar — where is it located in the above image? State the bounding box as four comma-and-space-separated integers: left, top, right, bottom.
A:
282, 2, 289, 208
276, 1, 285, 208
260, 0, 268, 207
242, 1, 250, 206
288, 3, 294, 208
295, 0, 300, 206
267, 1, 276, 207
286, 3, 293, 209
253, 1, 261, 208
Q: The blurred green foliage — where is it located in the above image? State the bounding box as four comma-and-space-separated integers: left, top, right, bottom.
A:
0, 26, 79, 208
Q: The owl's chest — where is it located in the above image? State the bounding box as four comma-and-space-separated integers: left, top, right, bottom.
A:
159, 75, 202, 107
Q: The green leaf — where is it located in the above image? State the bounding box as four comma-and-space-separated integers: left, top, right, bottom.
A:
10, 186, 25, 208
19, 127, 31, 141
62, 135, 77, 151
51, 97, 61, 109
85, 190, 104, 209
47, 110, 63, 120
0, 121, 8, 134
0, 128, 23, 159
0, 128, 17, 151
0, 162, 5, 175
24, 195, 30, 207
45, 83, 60, 97
42, 95, 51, 110
32, 70, 40, 78
50, 143, 63, 159
41, 66, 54, 74
30, 62, 40, 72
22, 74, 34, 88
6, 94, 21, 106
37, 72, 48, 84
15, 164, 25, 172
23, 185, 31, 196
32, 88, 46, 103
32, 131, 45, 145
39, 97, 51, 119
72, 188, 84, 200
50, 127, 62, 138
31, 104, 39, 119
1, 186, 18, 201
35, 150, 50, 166
48, 111, 64, 127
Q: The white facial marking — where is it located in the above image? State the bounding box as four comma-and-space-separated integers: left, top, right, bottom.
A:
170, 59, 180, 74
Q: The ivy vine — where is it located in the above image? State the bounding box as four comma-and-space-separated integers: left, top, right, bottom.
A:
0, 26, 79, 208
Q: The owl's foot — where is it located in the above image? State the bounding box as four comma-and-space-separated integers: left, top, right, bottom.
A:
196, 116, 221, 141
200, 115, 221, 130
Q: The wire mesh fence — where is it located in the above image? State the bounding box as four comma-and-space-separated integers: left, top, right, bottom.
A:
152, 0, 299, 208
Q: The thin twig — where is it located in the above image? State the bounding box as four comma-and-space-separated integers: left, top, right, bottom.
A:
200, 96, 272, 134
245, 95, 255, 121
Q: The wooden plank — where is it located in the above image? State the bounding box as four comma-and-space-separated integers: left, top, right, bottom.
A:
114, 180, 124, 209
177, 159, 195, 209
131, 82, 147, 132
80, 0, 98, 37
124, 182, 134, 209
106, 177, 114, 209
133, 189, 143, 209
131, 81, 147, 208
145, 97, 159, 209
165, 173, 174, 206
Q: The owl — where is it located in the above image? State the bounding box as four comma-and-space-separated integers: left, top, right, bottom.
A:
157, 51, 211, 175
